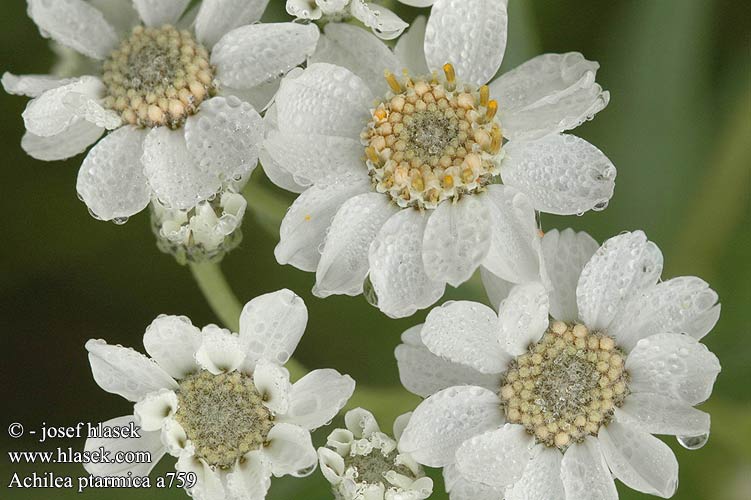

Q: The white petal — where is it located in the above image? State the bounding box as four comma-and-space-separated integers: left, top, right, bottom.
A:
275, 63, 374, 140
501, 134, 616, 215
422, 195, 492, 287
132, 0, 189, 26
280, 369, 356, 430
398, 386, 504, 467
608, 277, 721, 349
21, 118, 103, 161
506, 445, 565, 500
133, 389, 177, 431
184, 96, 263, 184
327, 429, 354, 456
369, 209, 446, 318
350, 0, 408, 40
86, 339, 177, 401
83, 415, 165, 475
262, 423, 317, 477
75, 126, 150, 221
421, 301, 506, 374
143, 315, 202, 379
221, 78, 280, 114
141, 126, 221, 210
253, 359, 292, 414
161, 418, 188, 456
286, 0, 322, 19
599, 421, 679, 498
2, 73, 71, 97
195, 0, 269, 48
480, 266, 515, 311
259, 141, 305, 194
239, 289, 308, 367
443, 463, 503, 500
626, 333, 720, 405
27, 0, 118, 59
614, 393, 710, 437
89, 0, 140, 36
177, 451, 226, 500
318, 447, 345, 485
560, 437, 617, 500
276, 179, 371, 272
394, 15, 429, 75
23, 76, 107, 137
226, 450, 272, 500
195, 325, 246, 374
398, 0, 437, 6
345, 407, 380, 438
576, 231, 663, 331
396, 325, 502, 398
490, 52, 609, 141
392, 412, 412, 441
213, 23, 318, 91
455, 424, 533, 488
315, 192, 397, 297
263, 130, 366, 188
482, 185, 543, 283
541, 228, 599, 322
311, 23, 402, 96
424, 0, 508, 85
498, 282, 549, 356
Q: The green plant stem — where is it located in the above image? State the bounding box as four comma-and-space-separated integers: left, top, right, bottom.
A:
189, 261, 307, 381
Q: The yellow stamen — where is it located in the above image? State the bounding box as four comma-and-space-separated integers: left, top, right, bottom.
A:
384, 70, 402, 93
365, 146, 380, 165
490, 126, 503, 154
485, 99, 498, 121
479, 85, 489, 107
442, 63, 456, 91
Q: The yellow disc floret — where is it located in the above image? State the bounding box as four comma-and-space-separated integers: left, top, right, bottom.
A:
102, 25, 215, 129
499, 321, 629, 450
362, 63, 503, 209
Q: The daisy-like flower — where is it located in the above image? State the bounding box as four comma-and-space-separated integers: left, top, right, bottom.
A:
3, 0, 320, 224
263, 0, 614, 318
318, 408, 433, 500
83, 289, 356, 500
286, 0, 409, 40
395, 229, 721, 499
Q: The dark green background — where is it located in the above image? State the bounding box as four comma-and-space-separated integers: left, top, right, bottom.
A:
1, 0, 749, 498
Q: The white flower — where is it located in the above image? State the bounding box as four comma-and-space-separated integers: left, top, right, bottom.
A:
286, 0, 409, 40
151, 189, 246, 264
395, 229, 721, 500
318, 408, 433, 500
3, 0, 320, 222
263, 0, 614, 318
83, 289, 356, 500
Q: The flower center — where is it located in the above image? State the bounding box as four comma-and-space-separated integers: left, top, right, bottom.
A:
499, 321, 629, 450
102, 25, 215, 128
175, 370, 273, 469
362, 63, 503, 209
338, 433, 419, 494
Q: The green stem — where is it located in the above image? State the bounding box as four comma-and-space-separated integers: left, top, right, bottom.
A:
189, 261, 307, 381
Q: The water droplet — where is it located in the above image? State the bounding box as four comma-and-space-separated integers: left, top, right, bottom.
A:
677, 433, 709, 450
363, 276, 378, 308
112, 216, 129, 225
592, 200, 609, 212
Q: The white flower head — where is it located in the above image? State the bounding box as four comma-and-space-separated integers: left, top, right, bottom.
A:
395, 229, 721, 500
151, 189, 246, 264
4, 0, 320, 223
84, 289, 356, 500
287, 0, 409, 40
263, 0, 614, 318
318, 408, 433, 500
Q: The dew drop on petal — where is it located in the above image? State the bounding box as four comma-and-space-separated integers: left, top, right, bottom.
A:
677, 433, 709, 450
362, 275, 379, 308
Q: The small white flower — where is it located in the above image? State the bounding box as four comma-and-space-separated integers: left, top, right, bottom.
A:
318, 408, 433, 500
151, 189, 247, 264
396, 229, 721, 500
3, 0, 320, 222
286, 0, 409, 40
84, 289, 356, 500
263, 0, 613, 318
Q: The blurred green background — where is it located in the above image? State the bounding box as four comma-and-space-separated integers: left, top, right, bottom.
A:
1, 0, 749, 498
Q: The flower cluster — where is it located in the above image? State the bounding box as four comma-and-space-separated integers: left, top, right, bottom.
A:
3, 1, 722, 500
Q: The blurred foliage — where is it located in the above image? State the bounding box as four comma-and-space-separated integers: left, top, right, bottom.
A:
0, 0, 749, 499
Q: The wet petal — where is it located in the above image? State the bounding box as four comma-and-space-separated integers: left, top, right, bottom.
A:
195, 0, 270, 48
83, 415, 165, 475
280, 369, 356, 430
143, 315, 202, 379
560, 437, 617, 500
614, 393, 710, 437
262, 423, 317, 477
498, 282, 549, 356
132, 0, 189, 27
455, 424, 534, 489
21, 118, 103, 161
